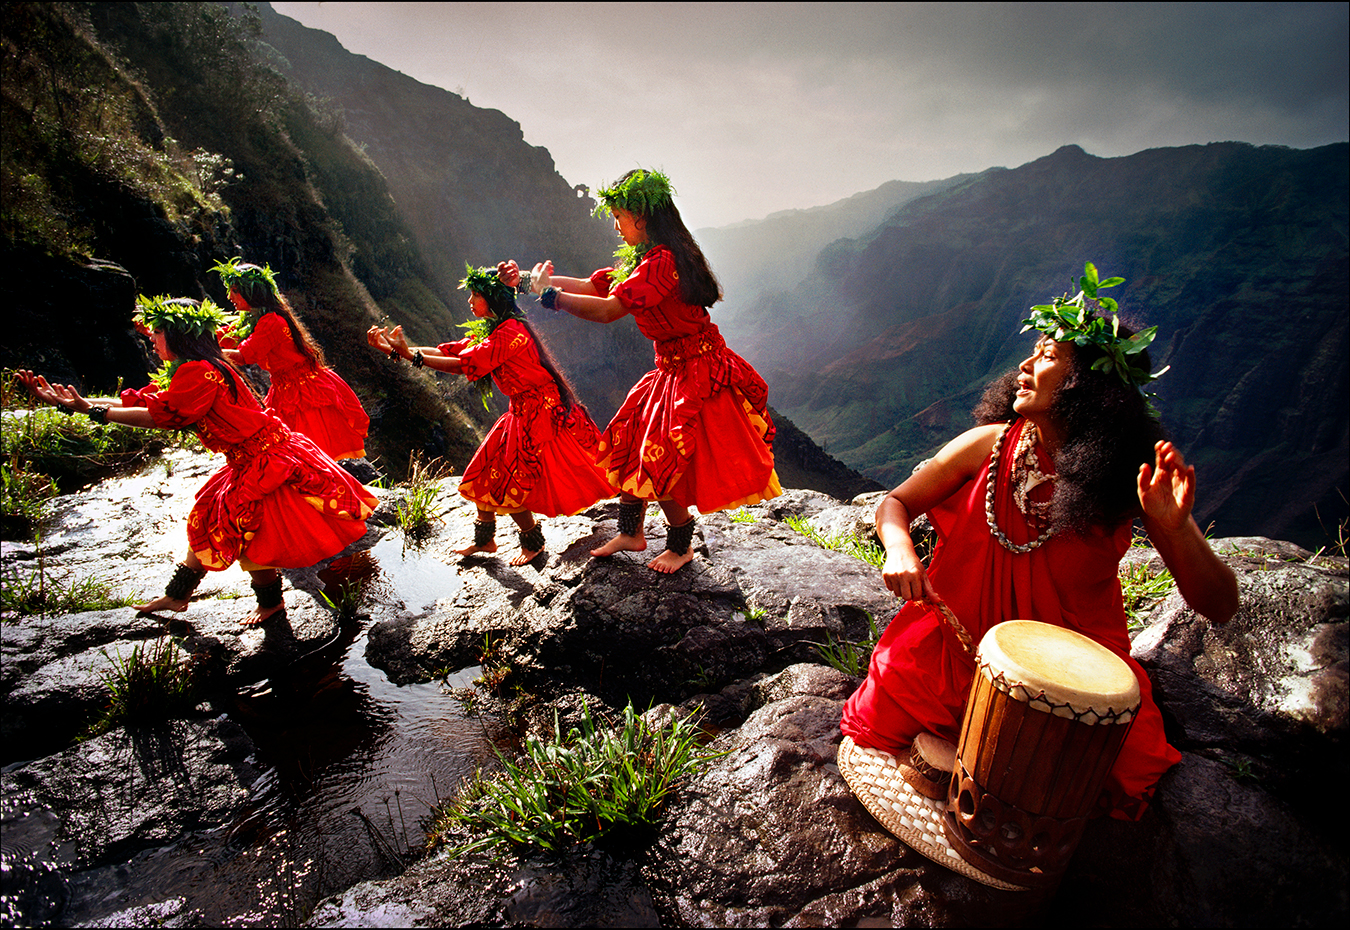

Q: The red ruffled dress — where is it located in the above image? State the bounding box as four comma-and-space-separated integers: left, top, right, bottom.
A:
840, 418, 1181, 819
446, 319, 612, 516
226, 312, 370, 460
120, 361, 378, 572
588, 246, 780, 511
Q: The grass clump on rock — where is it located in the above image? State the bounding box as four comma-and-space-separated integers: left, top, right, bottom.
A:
88, 637, 199, 736
427, 702, 715, 857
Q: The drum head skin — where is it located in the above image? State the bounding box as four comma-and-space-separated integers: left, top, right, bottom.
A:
980, 620, 1139, 720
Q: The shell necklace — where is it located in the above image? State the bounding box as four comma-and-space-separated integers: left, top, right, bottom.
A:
986, 420, 1055, 554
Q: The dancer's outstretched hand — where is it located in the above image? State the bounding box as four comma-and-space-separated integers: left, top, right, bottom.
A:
530, 261, 554, 295
366, 325, 392, 353
16, 370, 88, 411
496, 260, 521, 288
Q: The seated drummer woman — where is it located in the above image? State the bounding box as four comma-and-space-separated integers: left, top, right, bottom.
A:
841, 267, 1239, 818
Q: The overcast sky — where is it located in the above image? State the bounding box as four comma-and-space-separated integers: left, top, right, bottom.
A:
271, 2, 1348, 230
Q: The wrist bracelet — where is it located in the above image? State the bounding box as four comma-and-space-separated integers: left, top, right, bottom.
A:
386, 350, 401, 363
412, 350, 425, 369
515, 271, 533, 295
87, 405, 109, 425
541, 287, 560, 312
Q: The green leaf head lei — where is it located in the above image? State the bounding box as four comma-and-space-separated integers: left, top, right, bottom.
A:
1020, 262, 1170, 414
210, 256, 279, 294
593, 170, 674, 285
456, 264, 523, 410
591, 168, 675, 219
136, 294, 227, 339
135, 295, 228, 391
458, 263, 515, 309
210, 257, 280, 340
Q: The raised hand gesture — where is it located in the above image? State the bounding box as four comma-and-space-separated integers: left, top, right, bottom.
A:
1137, 440, 1195, 537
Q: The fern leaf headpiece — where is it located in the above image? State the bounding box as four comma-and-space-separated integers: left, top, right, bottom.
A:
592, 168, 675, 219
135, 295, 227, 338
210, 257, 280, 294
458, 263, 514, 309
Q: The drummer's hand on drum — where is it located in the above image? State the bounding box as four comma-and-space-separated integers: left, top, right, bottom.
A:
880, 548, 936, 603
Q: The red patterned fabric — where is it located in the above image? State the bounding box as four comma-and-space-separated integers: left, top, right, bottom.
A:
120, 361, 377, 571
230, 312, 369, 460
590, 247, 780, 510
840, 418, 1180, 820
442, 320, 612, 516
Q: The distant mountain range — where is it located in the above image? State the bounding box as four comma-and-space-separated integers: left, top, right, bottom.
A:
702, 142, 1348, 546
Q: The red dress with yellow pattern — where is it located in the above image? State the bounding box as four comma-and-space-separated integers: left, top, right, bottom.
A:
840, 418, 1180, 819
230, 312, 370, 460
445, 319, 612, 516
588, 246, 780, 511
120, 361, 377, 571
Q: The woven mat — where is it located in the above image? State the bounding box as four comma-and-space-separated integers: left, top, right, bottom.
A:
838, 735, 1028, 891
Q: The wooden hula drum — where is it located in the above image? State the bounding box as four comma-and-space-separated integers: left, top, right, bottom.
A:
943, 620, 1140, 888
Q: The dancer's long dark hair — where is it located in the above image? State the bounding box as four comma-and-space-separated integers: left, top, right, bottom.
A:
616, 170, 722, 308
972, 328, 1166, 533
481, 289, 584, 421
231, 267, 328, 368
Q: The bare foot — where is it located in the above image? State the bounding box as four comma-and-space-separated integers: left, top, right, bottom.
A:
242, 601, 285, 627
649, 548, 695, 574
136, 595, 190, 615
457, 540, 499, 557
510, 545, 542, 566
591, 532, 646, 557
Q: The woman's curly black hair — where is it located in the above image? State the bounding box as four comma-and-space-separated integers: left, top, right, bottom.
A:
972, 326, 1166, 534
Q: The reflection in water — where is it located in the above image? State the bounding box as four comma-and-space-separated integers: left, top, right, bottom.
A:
60, 540, 492, 926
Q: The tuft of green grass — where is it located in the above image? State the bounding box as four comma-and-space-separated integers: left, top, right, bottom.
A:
395, 452, 448, 545
784, 514, 886, 568
1120, 560, 1175, 629
1, 551, 135, 619
0, 454, 55, 539
426, 702, 716, 857
472, 633, 512, 694
1, 399, 172, 539
811, 612, 881, 677
729, 508, 756, 524
88, 637, 198, 735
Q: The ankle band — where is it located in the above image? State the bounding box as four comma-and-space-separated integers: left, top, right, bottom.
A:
165, 563, 207, 601
519, 521, 545, 553
617, 500, 645, 537
665, 517, 697, 556
473, 519, 496, 547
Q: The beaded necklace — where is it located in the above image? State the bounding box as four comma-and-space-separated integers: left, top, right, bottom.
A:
986, 421, 1056, 553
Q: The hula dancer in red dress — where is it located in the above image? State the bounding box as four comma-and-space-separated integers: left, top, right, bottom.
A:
366, 266, 610, 565
502, 169, 780, 573
18, 297, 377, 627
213, 258, 370, 461
840, 266, 1239, 819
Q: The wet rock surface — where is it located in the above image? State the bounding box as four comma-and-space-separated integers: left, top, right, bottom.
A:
3, 452, 1346, 927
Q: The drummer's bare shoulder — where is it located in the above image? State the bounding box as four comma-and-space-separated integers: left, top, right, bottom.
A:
887, 424, 1002, 515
